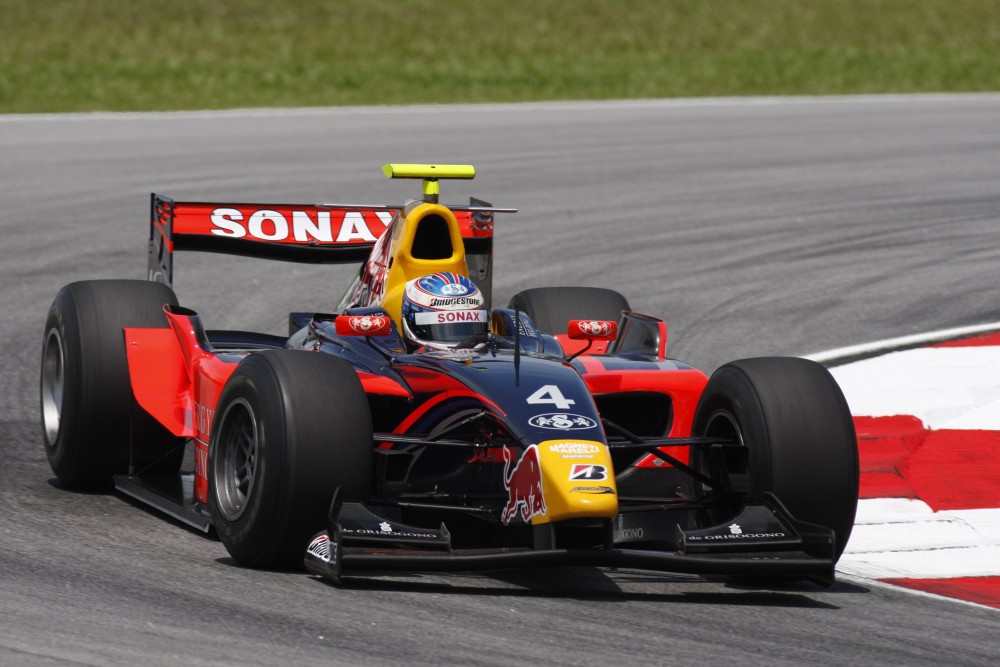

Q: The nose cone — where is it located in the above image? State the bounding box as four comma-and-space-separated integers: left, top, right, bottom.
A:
534, 439, 618, 523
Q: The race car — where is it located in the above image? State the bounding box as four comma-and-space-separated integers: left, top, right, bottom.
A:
40, 164, 859, 586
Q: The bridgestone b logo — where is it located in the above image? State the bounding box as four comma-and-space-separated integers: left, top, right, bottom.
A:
569, 464, 608, 481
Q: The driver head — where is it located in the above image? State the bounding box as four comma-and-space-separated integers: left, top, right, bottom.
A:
400, 273, 488, 350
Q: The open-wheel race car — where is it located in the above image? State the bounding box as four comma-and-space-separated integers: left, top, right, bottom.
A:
40, 164, 858, 586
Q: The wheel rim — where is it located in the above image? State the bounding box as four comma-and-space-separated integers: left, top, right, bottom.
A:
41, 328, 64, 446
697, 408, 749, 524
214, 398, 259, 521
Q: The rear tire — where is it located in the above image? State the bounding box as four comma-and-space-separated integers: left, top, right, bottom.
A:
209, 350, 373, 569
508, 286, 631, 334
40, 280, 184, 490
692, 357, 859, 560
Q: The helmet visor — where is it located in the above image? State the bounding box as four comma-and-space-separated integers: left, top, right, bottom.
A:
410, 309, 489, 343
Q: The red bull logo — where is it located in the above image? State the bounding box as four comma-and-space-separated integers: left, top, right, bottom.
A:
501, 445, 546, 525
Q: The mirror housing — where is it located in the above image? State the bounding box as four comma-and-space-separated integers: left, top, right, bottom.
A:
335, 314, 393, 337
567, 320, 618, 341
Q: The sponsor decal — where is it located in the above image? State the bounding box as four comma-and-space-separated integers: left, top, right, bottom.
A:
687, 532, 787, 541
428, 296, 483, 308
579, 321, 614, 337
433, 350, 478, 363
413, 309, 487, 325
209, 208, 391, 243
614, 515, 642, 541
307, 535, 332, 563
568, 320, 619, 340
569, 464, 608, 481
548, 442, 601, 455
335, 315, 392, 337
729, 523, 742, 535
195, 402, 215, 437
194, 443, 208, 479
349, 316, 389, 332
439, 283, 469, 296
350, 225, 392, 307
570, 486, 616, 494
342, 527, 438, 539
529, 413, 598, 431
615, 527, 645, 541
501, 445, 546, 525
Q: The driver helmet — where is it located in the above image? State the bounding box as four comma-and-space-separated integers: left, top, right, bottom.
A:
401, 273, 488, 350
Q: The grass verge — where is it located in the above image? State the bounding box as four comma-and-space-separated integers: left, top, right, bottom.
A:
1, 0, 998, 113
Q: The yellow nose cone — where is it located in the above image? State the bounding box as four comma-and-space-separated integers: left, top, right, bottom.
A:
533, 439, 618, 524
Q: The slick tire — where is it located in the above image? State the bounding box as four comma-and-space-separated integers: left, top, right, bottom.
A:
508, 287, 631, 335
692, 357, 859, 561
209, 350, 373, 570
40, 279, 185, 490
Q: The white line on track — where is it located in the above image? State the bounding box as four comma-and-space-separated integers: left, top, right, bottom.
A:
840, 499, 1000, 580
838, 572, 1000, 613
828, 345, 1000, 430
805, 321, 1000, 366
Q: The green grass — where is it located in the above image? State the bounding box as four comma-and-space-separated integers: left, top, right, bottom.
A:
1, 0, 998, 113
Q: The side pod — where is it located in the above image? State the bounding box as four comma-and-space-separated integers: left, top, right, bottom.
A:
124, 305, 236, 438
124, 323, 198, 437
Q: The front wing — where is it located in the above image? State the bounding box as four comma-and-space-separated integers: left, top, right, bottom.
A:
304, 492, 838, 586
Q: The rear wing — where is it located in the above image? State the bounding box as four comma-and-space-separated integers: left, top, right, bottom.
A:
147, 193, 496, 288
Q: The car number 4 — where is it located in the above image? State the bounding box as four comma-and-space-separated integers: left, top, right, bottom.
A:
526, 384, 576, 410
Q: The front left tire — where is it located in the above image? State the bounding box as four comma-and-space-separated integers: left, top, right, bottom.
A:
692, 357, 859, 561
209, 350, 373, 569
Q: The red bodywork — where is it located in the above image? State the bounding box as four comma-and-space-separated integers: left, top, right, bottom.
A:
125, 309, 706, 504
126, 307, 239, 503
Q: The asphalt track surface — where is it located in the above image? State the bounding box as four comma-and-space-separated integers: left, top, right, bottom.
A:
2, 95, 999, 665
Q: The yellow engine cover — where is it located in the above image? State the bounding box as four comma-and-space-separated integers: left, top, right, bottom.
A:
379, 202, 470, 330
